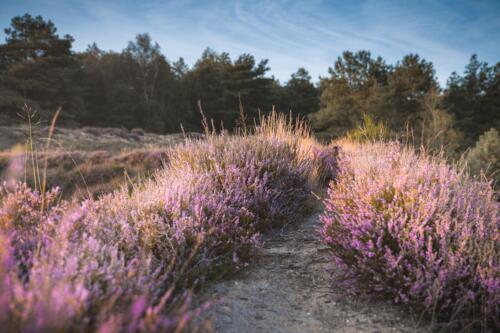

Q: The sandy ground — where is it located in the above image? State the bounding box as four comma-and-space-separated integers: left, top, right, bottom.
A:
197, 213, 428, 333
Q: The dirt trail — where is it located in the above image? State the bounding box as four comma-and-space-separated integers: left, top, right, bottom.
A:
197, 213, 427, 333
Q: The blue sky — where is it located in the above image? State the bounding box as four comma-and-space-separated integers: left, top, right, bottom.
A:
1, 0, 499, 85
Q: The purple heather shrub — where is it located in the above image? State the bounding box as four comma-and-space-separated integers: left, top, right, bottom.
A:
161, 135, 312, 277
0, 112, 318, 331
0, 183, 65, 278
95, 133, 314, 285
0, 184, 194, 332
311, 144, 339, 186
0, 230, 89, 332
320, 141, 499, 330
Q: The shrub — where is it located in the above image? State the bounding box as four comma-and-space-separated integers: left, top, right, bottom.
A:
346, 113, 391, 143
0, 183, 195, 332
320, 141, 499, 331
467, 128, 500, 188
311, 144, 339, 186
0, 111, 319, 331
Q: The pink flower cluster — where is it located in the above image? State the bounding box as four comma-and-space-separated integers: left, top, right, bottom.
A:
320, 142, 499, 330
0, 119, 318, 331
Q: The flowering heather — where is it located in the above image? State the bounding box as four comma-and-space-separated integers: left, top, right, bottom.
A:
0, 183, 195, 332
320, 141, 499, 331
0, 112, 322, 332
311, 144, 339, 186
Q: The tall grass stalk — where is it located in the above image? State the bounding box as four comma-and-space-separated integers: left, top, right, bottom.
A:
40, 107, 61, 213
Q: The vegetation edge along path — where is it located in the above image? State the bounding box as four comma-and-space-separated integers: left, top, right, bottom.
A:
196, 211, 425, 333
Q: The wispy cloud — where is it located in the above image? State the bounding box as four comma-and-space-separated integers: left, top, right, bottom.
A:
0, 0, 498, 85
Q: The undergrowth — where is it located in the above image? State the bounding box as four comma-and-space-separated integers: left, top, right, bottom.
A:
320, 140, 499, 332
0, 111, 335, 332
3, 108, 496, 332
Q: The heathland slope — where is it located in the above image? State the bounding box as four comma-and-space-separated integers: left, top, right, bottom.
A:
0, 125, 199, 198
0, 114, 497, 332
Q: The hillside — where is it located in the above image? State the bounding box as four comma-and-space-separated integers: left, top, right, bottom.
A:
0, 125, 201, 198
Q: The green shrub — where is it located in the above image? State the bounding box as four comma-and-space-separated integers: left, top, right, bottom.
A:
417, 88, 464, 159
467, 128, 500, 188
346, 113, 391, 142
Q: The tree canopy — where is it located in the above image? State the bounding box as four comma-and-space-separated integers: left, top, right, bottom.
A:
0, 13, 498, 147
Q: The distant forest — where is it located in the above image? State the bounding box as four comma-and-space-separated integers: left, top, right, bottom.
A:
1, 14, 499, 148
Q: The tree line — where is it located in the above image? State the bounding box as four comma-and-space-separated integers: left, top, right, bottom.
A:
312, 50, 499, 151
0, 14, 318, 133
0, 14, 499, 150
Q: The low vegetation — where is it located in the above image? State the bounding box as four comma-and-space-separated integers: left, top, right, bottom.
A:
0, 112, 336, 332
0, 125, 193, 198
0, 111, 499, 332
467, 128, 500, 189
320, 141, 499, 331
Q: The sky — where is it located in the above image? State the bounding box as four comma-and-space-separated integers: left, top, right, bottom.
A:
1, 0, 499, 85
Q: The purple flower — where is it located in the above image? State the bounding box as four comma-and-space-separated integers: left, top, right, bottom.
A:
320, 141, 499, 330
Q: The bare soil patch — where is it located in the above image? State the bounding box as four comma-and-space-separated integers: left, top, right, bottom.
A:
197, 213, 426, 333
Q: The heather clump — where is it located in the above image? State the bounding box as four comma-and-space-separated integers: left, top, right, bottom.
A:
100, 127, 314, 285
320, 141, 499, 330
0, 184, 195, 332
310, 144, 339, 186
0, 183, 65, 278
167, 135, 311, 271
0, 112, 321, 332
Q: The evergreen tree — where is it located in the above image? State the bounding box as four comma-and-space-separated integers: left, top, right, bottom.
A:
309, 50, 388, 136
309, 52, 441, 138
444, 55, 500, 142
182, 49, 273, 129
377, 54, 438, 128
283, 68, 319, 119
79, 34, 179, 132
123, 33, 177, 131
0, 14, 84, 123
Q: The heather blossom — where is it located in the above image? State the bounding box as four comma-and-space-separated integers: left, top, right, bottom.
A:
0, 112, 323, 332
320, 141, 499, 331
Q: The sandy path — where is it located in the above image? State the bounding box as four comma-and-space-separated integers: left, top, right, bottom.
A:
197, 213, 426, 333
